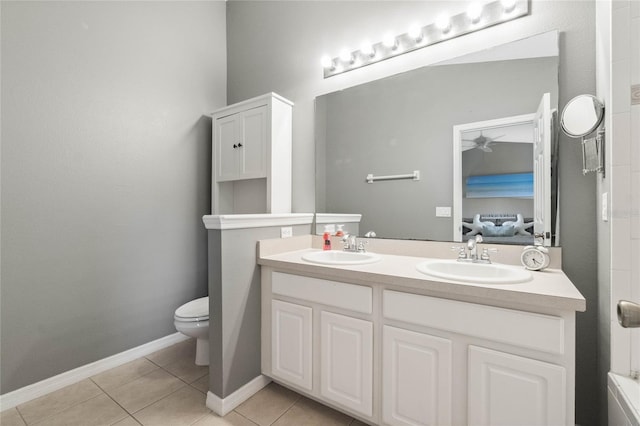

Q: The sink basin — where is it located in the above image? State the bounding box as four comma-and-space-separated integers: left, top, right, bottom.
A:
416, 259, 532, 284
302, 250, 382, 265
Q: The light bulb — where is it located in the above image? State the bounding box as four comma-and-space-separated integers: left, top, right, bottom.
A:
321, 55, 334, 69
467, 2, 483, 23
435, 14, 451, 33
501, 0, 516, 13
383, 33, 397, 49
360, 41, 375, 58
408, 24, 423, 42
339, 48, 353, 64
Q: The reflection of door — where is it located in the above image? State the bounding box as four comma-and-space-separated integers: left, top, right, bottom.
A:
533, 93, 551, 245
453, 93, 553, 246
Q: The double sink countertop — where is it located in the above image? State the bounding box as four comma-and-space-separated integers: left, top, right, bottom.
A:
258, 235, 586, 313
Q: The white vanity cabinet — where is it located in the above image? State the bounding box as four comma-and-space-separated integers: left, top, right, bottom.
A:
382, 289, 572, 426
261, 265, 577, 426
320, 311, 373, 417
210, 93, 293, 214
382, 325, 452, 426
262, 271, 374, 420
467, 345, 566, 426
271, 299, 312, 391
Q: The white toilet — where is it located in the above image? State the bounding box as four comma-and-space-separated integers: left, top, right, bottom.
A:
174, 296, 209, 366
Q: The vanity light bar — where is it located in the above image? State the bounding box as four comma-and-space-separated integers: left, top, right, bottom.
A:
321, 0, 529, 78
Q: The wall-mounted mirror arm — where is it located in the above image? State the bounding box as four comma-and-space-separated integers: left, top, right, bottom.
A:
560, 94, 606, 177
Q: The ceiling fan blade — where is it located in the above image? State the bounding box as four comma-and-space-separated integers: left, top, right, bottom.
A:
485, 134, 507, 143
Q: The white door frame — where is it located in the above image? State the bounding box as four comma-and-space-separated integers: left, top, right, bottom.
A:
452, 113, 536, 242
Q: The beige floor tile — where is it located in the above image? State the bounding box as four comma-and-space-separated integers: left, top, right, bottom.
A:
17, 379, 103, 425
133, 386, 208, 426
193, 411, 257, 426
92, 358, 159, 391
272, 397, 352, 426
105, 369, 185, 414
112, 416, 142, 426
145, 339, 195, 367
163, 358, 208, 384
349, 419, 369, 426
234, 383, 299, 426
32, 394, 128, 426
0, 408, 26, 426
191, 375, 209, 394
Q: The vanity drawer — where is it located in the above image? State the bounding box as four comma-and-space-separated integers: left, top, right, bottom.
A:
383, 290, 564, 355
272, 272, 372, 314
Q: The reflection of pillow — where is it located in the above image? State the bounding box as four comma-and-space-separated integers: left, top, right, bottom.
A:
482, 224, 516, 237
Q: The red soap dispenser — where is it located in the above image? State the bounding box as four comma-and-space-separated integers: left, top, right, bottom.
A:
323, 226, 332, 251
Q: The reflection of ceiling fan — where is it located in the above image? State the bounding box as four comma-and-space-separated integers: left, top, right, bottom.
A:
462, 132, 506, 152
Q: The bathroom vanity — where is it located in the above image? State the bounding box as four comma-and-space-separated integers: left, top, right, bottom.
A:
258, 236, 585, 426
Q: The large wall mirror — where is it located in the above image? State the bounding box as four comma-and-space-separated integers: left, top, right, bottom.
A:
315, 31, 559, 246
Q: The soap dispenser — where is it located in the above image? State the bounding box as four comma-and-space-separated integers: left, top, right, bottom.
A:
323, 225, 332, 251
335, 224, 345, 237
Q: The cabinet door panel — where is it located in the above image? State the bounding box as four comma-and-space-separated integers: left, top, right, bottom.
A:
216, 114, 239, 181
383, 326, 452, 426
320, 311, 373, 417
468, 345, 566, 426
240, 106, 267, 178
271, 300, 312, 390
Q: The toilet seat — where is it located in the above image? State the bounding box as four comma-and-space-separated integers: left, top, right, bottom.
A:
174, 296, 209, 322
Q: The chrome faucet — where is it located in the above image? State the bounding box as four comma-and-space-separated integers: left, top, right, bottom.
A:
342, 234, 367, 253
467, 235, 483, 261
453, 235, 495, 264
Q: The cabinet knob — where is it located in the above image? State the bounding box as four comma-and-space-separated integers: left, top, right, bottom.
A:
233, 144, 238, 149
238, 143, 243, 147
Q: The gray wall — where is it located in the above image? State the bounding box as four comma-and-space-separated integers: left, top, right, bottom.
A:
1, 1, 227, 393
317, 58, 551, 239
208, 224, 311, 398
226, 1, 599, 424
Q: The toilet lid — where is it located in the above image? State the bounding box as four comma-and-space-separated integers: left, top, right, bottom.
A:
175, 296, 209, 321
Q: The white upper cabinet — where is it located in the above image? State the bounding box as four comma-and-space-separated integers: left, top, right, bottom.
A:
210, 93, 293, 214
216, 106, 267, 182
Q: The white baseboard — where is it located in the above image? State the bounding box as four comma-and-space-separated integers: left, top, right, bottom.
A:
206, 375, 271, 416
0, 332, 189, 411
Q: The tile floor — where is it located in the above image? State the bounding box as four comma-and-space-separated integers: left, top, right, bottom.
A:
0, 339, 367, 426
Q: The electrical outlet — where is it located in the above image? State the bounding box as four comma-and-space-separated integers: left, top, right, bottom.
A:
436, 206, 452, 217
280, 227, 293, 238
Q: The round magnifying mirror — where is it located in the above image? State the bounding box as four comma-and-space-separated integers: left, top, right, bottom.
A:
560, 94, 605, 138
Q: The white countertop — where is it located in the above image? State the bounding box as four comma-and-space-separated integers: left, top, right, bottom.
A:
258, 247, 586, 313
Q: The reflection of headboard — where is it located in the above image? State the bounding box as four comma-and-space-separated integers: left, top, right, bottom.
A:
462, 213, 533, 238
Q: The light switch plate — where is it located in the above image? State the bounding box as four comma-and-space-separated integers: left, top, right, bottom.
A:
602, 192, 608, 222
436, 206, 452, 217
280, 227, 293, 238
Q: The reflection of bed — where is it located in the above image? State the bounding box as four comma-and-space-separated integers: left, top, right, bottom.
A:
462, 214, 533, 244
463, 234, 534, 244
